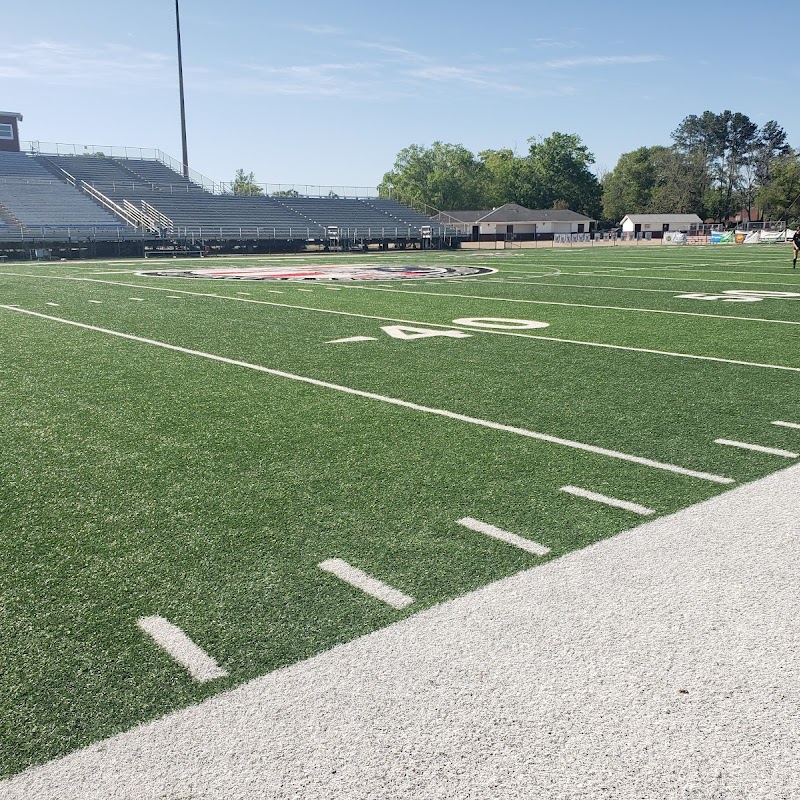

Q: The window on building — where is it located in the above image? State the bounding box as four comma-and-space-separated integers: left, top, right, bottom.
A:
0, 123, 14, 140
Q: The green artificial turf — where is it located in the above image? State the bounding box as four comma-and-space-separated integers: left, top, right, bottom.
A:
1, 244, 799, 777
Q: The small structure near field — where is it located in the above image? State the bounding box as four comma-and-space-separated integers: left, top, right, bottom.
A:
440, 203, 594, 242
0, 111, 23, 153
619, 213, 703, 238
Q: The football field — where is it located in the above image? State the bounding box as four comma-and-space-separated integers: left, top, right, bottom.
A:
1, 243, 799, 779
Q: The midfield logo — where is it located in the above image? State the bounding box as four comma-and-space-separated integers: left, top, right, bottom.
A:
138, 265, 496, 281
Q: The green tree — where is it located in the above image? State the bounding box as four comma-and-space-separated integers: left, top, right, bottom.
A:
478, 148, 540, 208
231, 168, 263, 196
671, 110, 759, 221
601, 146, 662, 223
528, 132, 602, 217
272, 189, 300, 198
649, 147, 708, 217
742, 120, 792, 220
756, 152, 800, 222
378, 142, 485, 210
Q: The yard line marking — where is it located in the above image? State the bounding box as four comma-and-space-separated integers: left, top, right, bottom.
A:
772, 420, 800, 430
296, 289, 313, 292
129, 297, 145, 301
344, 285, 800, 327
560, 485, 655, 516
326, 336, 378, 344
318, 559, 413, 609
45, 302, 59, 307
456, 517, 551, 556
136, 616, 228, 683
166, 295, 183, 299
236, 292, 251, 296
469, 277, 737, 295
267, 290, 284, 294
503, 269, 800, 290
88, 300, 103, 304
2, 273, 798, 373
324, 287, 342, 290
714, 439, 798, 459
0, 305, 735, 483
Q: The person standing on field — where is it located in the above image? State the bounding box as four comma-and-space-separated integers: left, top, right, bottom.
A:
793, 227, 800, 268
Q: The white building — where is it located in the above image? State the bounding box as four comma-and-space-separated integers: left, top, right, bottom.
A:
442, 203, 595, 241
619, 214, 703, 237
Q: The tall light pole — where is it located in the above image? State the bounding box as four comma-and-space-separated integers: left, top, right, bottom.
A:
175, 0, 189, 178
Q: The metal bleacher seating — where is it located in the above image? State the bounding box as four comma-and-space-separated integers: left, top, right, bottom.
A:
0, 151, 460, 243
0, 152, 126, 239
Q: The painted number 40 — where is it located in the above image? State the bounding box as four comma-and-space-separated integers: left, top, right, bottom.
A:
675, 290, 800, 303
381, 317, 550, 339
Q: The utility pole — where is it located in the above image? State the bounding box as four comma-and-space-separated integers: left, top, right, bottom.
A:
175, 0, 189, 178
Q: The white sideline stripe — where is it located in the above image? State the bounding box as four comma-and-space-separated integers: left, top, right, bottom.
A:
318, 559, 413, 609
456, 517, 551, 556
136, 616, 228, 683
348, 285, 800, 327
0, 305, 734, 484
2, 272, 797, 374
772, 420, 800, 430
326, 336, 378, 344
560, 485, 655, 516
714, 439, 799, 459
509, 269, 800, 290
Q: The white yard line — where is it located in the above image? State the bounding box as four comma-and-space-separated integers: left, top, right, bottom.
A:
0, 305, 735, 483
456, 518, 551, 555
560, 485, 655, 516
45, 302, 59, 307
502, 269, 800, 290
318, 559, 413, 610
88, 300, 103, 304
772, 420, 800, 430
136, 616, 228, 684
472, 276, 793, 296
2, 272, 798, 373
714, 439, 798, 459
342, 285, 800, 326
326, 336, 378, 344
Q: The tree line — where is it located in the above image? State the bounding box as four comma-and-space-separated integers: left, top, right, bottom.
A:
372, 110, 800, 225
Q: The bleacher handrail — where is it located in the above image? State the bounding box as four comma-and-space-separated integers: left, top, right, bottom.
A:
79, 182, 139, 228
141, 200, 174, 233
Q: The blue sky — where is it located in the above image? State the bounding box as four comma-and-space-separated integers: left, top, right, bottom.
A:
2, 0, 798, 189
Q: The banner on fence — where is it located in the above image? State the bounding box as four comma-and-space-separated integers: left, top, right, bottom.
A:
554, 233, 591, 244
711, 231, 734, 243
759, 230, 788, 243
662, 231, 687, 244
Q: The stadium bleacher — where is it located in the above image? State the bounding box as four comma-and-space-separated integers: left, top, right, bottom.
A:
0, 150, 461, 245
0, 152, 126, 238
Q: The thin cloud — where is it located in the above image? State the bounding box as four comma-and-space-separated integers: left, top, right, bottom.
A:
532, 38, 579, 49
214, 61, 392, 99
285, 23, 346, 35
0, 40, 171, 88
353, 42, 431, 63
542, 54, 666, 69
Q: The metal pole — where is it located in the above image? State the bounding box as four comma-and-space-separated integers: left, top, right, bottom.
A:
175, 0, 189, 178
